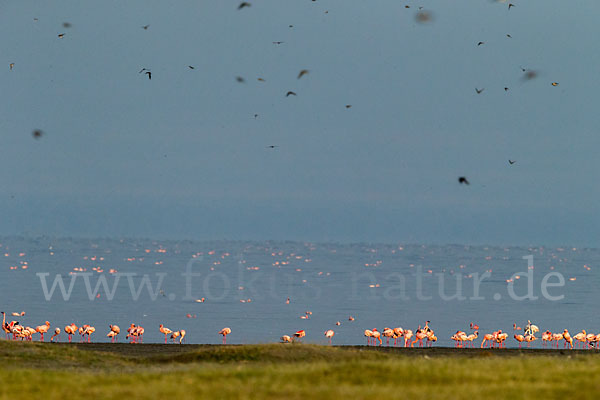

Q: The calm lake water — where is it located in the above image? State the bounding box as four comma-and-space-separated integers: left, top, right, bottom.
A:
0, 236, 597, 347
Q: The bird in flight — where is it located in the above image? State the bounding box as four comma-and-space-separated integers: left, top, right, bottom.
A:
475, 88, 484, 94
188, 66, 195, 69
266, 145, 278, 149
551, 82, 559, 86
286, 91, 297, 97
142, 25, 150, 30
458, 177, 470, 185
257, 78, 265, 82
508, 3, 515, 9
139, 68, 149, 74
298, 69, 309, 79
236, 76, 245, 83
238, 2, 251, 9
58, 33, 65, 38
9, 63, 14, 70
272, 41, 284, 45
63, 22, 72, 28
508, 160, 516, 165
506, 34, 512, 38
523, 70, 537, 80
345, 105, 352, 108
145, 71, 151, 80
32, 129, 44, 139
504, 87, 509, 91
477, 41, 485, 46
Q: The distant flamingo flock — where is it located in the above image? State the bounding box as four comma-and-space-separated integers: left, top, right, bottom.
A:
2, 311, 599, 350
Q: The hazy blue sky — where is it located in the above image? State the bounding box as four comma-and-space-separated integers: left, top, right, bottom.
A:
1, 0, 599, 245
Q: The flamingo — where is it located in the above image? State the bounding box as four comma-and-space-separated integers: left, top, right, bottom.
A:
470, 322, 479, 330
524, 320, 539, 336
364, 330, 373, 346
586, 333, 596, 349
481, 332, 495, 348
524, 335, 537, 348
496, 332, 508, 348
403, 329, 413, 347
552, 332, 564, 349
324, 329, 335, 345
1, 312, 11, 339
50, 327, 60, 342
85, 326, 95, 342
35, 321, 50, 342
64, 324, 77, 343
563, 330, 573, 349
371, 328, 382, 346
107, 330, 117, 342
465, 331, 478, 348
426, 332, 437, 347
514, 334, 525, 348
109, 325, 120, 342
159, 324, 173, 344
573, 330, 587, 348
281, 335, 293, 343
382, 327, 394, 346
11, 311, 25, 317
393, 328, 404, 346
178, 329, 186, 344
513, 323, 521, 331
171, 330, 180, 343
541, 331, 552, 348
219, 327, 232, 344
411, 329, 428, 348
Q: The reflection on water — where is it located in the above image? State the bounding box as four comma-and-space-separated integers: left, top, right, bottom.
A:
0, 237, 598, 347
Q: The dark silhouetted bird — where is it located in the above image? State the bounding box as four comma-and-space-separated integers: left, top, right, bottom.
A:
188, 66, 195, 69
508, 3, 515, 9
286, 91, 297, 97
236, 76, 245, 83
58, 33, 65, 38
257, 78, 265, 82
32, 129, 43, 139
506, 34, 512, 38
509, 160, 516, 165
145, 71, 151, 80
477, 41, 484, 46
266, 145, 278, 149
142, 25, 150, 30
504, 87, 509, 91
551, 82, 559, 86
238, 2, 251, 9
523, 70, 537, 80
458, 177, 470, 185
62, 22, 72, 28
298, 69, 309, 79
273, 41, 284, 45
139, 68, 149, 74
415, 11, 432, 23
345, 105, 352, 108
9, 63, 14, 70
475, 88, 484, 94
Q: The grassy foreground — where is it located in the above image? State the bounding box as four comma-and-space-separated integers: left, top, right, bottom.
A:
1, 342, 599, 399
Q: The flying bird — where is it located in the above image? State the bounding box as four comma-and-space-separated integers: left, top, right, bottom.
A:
145, 71, 151, 80
523, 70, 538, 80
475, 88, 484, 94
272, 41, 284, 45
509, 160, 516, 165
504, 87, 509, 91
142, 25, 150, 30
506, 34, 512, 38
236, 76, 245, 83
257, 78, 265, 82
297, 69, 309, 79
551, 82, 559, 86
286, 91, 297, 97
345, 105, 352, 108
9, 63, 14, 70
238, 2, 251, 9
188, 66, 195, 69
266, 145, 278, 149
477, 41, 485, 46
508, 3, 515, 9
62, 22, 72, 28
57, 33, 65, 38
458, 177, 470, 185
139, 68, 149, 74
32, 129, 44, 139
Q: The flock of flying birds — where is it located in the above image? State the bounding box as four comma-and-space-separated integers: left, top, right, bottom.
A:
10, 1, 561, 188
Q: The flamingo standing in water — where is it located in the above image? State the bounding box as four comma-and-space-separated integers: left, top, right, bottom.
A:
551, 332, 563, 348
364, 329, 373, 345
382, 328, 394, 346
514, 334, 525, 348
403, 329, 413, 347
159, 324, 173, 344
573, 330, 587, 348
371, 328, 382, 346
35, 321, 50, 342
1, 312, 11, 339
293, 329, 305, 342
219, 327, 232, 344
393, 328, 404, 346
64, 324, 77, 343
50, 328, 60, 342
541, 331, 552, 348
109, 325, 120, 342
324, 329, 335, 345
411, 328, 428, 347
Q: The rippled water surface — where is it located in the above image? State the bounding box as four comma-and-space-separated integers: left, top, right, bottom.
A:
1, 237, 598, 347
